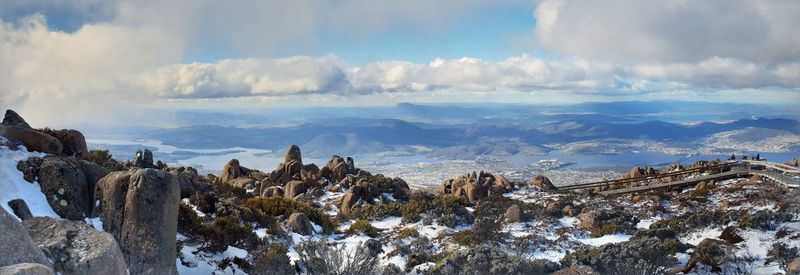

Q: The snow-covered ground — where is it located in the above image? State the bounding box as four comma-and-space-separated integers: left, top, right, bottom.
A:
0, 145, 58, 219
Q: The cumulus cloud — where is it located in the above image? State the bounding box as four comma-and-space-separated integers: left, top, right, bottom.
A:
0, 0, 798, 127
535, 0, 800, 64
125, 55, 616, 98
0, 14, 182, 127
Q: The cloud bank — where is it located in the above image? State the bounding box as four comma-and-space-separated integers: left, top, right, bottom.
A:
0, 0, 798, 127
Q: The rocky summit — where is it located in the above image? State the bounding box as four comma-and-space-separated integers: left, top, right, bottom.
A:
1, 109, 799, 275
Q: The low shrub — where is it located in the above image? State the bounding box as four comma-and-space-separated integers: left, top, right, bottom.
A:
82, 149, 124, 170
177, 203, 200, 234
473, 196, 542, 222
243, 197, 337, 233
561, 237, 676, 275
397, 228, 419, 239
738, 210, 793, 230
401, 200, 429, 223
297, 239, 381, 275
431, 195, 473, 228
590, 224, 618, 238
197, 216, 257, 253
428, 246, 559, 275
351, 202, 403, 221
251, 243, 294, 275
766, 242, 800, 271
348, 219, 380, 237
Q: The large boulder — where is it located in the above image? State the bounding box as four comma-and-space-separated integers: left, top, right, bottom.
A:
339, 185, 368, 217
261, 186, 284, 198
1, 110, 30, 128
441, 171, 513, 201
0, 207, 51, 268
531, 175, 556, 191
37, 157, 94, 220
786, 158, 800, 167
284, 180, 306, 199
284, 145, 303, 165
686, 238, 730, 272
577, 209, 639, 233
0, 113, 63, 155
504, 205, 522, 223
96, 168, 180, 275
220, 159, 242, 184
287, 212, 313, 235
23, 217, 127, 274
0, 263, 54, 275
36, 129, 87, 157
788, 257, 800, 274
624, 167, 645, 179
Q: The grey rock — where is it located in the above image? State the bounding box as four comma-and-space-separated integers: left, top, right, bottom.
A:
0, 263, 54, 275
23, 217, 127, 275
7, 199, 33, 221
96, 169, 180, 275
287, 212, 313, 235
0, 207, 51, 268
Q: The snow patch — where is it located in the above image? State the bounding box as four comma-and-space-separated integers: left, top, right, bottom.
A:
0, 147, 58, 219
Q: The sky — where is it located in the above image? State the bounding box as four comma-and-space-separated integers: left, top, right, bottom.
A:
0, 0, 798, 126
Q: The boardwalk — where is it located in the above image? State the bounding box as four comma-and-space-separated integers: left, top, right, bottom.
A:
555, 161, 800, 196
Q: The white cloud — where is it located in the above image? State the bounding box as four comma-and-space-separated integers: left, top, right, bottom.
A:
0, 0, 798, 127
535, 0, 800, 64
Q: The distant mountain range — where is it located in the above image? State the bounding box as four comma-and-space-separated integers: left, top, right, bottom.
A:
138, 115, 800, 158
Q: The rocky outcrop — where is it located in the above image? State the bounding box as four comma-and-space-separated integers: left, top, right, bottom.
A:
786, 158, 800, 167
0, 263, 55, 275
23, 217, 127, 274
284, 180, 306, 199
284, 144, 302, 165
339, 182, 377, 217
168, 167, 208, 199
287, 212, 313, 235
18, 156, 109, 220
0, 207, 51, 269
577, 209, 639, 232
130, 149, 156, 168
7, 199, 33, 221
320, 155, 364, 183
623, 167, 645, 179
220, 159, 243, 184
0, 110, 88, 156
531, 175, 556, 191
0, 110, 63, 155
37, 158, 92, 220
440, 171, 513, 202
261, 186, 284, 198
96, 168, 180, 275
36, 129, 87, 157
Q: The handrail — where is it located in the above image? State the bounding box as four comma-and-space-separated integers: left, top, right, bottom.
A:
558, 161, 799, 195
